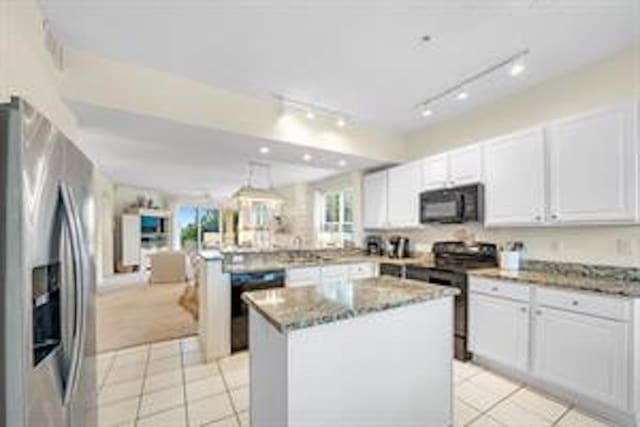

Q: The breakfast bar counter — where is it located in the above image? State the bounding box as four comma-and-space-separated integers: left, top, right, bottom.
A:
242, 276, 459, 427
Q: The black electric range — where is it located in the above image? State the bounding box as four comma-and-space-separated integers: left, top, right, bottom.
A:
406, 241, 498, 361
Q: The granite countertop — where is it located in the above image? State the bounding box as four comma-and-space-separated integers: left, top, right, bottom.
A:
223, 255, 433, 273
223, 255, 371, 273
241, 276, 460, 332
469, 268, 640, 298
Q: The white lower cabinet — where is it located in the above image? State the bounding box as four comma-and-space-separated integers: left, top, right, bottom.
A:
469, 276, 633, 415
469, 293, 529, 372
320, 265, 350, 285
531, 306, 629, 410
286, 262, 377, 287
349, 262, 377, 280
286, 267, 320, 287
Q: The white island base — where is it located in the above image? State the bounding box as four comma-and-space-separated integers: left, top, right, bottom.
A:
249, 297, 454, 427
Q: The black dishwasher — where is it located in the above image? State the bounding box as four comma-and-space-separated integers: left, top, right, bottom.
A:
379, 262, 403, 278
231, 270, 285, 352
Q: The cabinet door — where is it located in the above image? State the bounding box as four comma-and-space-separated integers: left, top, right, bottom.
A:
286, 267, 320, 287
448, 144, 482, 187
121, 214, 141, 266
363, 171, 388, 229
532, 307, 629, 410
387, 161, 421, 227
421, 154, 449, 191
469, 293, 529, 371
348, 262, 377, 280
484, 128, 546, 226
547, 104, 637, 223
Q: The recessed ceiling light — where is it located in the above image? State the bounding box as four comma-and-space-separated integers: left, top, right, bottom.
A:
259, 146, 270, 154
306, 111, 316, 119
510, 62, 526, 76
421, 108, 433, 117
456, 91, 469, 100
303, 154, 312, 162
336, 118, 346, 128
338, 159, 348, 167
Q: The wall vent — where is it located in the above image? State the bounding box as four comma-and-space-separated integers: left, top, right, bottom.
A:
42, 20, 64, 71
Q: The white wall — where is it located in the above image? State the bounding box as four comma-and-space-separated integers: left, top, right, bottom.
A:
406, 46, 640, 158
0, 0, 77, 137
274, 183, 315, 248
392, 46, 640, 268
93, 169, 115, 280
375, 224, 640, 269
63, 48, 404, 163
276, 171, 365, 247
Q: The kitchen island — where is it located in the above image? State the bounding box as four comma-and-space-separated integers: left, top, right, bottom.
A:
242, 276, 459, 427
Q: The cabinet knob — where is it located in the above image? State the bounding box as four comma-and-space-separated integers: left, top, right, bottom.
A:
535, 309, 542, 315
520, 307, 527, 313
491, 286, 499, 292
572, 300, 579, 306
551, 214, 558, 220
535, 215, 542, 221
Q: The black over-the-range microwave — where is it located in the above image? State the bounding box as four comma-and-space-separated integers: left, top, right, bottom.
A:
419, 183, 484, 224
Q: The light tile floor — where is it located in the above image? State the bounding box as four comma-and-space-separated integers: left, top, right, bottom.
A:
97, 337, 617, 427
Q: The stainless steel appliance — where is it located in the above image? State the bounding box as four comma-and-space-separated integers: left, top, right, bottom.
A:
379, 263, 403, 278
419, 183, 484, 224
1, 98, 96, 427
405, 241, 497, 361
231, 269, 285, 352
387, 235, 410, 259
365, 235, 384, 256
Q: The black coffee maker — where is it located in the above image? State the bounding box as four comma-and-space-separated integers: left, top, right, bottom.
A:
365, 235, 384, 256
387, 235, 410, 258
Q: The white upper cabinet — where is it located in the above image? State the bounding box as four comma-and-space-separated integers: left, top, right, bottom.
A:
448, 144, 483, 187
484, 128, 546, 226
363, 170, 388, 229
421, 153, 449, 191
387, 161, 422, 227
421, 145, 483, 191
547, 104, 638, 224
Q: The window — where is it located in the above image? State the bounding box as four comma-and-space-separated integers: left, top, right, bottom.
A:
178, 205, 221, 251
319, 189, 354, 241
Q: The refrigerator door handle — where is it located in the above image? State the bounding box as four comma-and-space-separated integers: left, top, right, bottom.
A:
60, 183, 85, 405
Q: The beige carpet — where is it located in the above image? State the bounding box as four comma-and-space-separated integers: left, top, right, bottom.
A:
96, 282, 197, 353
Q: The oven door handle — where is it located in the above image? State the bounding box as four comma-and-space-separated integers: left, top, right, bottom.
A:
456, 194, 466, 220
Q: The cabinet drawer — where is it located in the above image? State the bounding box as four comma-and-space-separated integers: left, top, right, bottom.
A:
320, 265, 350, 278
469, 277, 531, 302
286, 267, 320, 285
536, 287, 630, 321
349, 262, 376, 279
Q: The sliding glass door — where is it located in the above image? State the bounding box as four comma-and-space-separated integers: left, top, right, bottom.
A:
177, 205, 221, 252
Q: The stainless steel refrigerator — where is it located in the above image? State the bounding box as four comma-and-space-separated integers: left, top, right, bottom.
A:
1, 98, 97, 426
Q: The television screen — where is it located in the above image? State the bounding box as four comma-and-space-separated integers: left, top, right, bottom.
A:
141, 216, 160, 233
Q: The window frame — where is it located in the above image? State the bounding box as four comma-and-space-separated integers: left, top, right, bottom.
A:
319, 188, 354, 241
178, 204, 221, 251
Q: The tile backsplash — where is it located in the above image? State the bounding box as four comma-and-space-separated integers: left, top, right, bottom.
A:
371, 223, 640, 268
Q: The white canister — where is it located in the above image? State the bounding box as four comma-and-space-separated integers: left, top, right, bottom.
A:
499, 251, 521, 271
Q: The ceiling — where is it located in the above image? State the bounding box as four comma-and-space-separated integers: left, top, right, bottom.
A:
42, 0, 639, 134
74, 103, 381, 199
